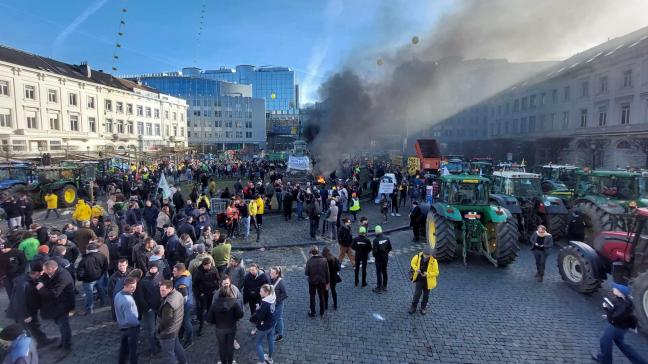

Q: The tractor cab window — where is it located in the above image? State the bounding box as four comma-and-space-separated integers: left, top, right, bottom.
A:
593, 176, 637, 200
446, 181, 488, 205
639, 176, 648, 198
510, 178, 542, 198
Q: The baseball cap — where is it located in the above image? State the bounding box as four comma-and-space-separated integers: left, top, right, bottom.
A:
374, 225, 383, 234
359, 226, 367, 234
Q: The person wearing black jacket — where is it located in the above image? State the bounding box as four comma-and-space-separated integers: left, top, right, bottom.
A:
37, 259, 75, 360
178, 217, 197, 243
77, 243, 109, 315
132, 237, 155, 271
143, 200, 160, 239
8, 261, 56, 347
2, 197, 23, 229
351, 227, 372, 287
140, 260, 164, 355
592, 283, 647, 363
0, 240, 27, 302
322, 247, 341, 310
304, 245, 329, 318
31, 223, 49, 246
409, 201, 423, 242
243, 264, 271, 318
372, 226, 393, 293
207, 285, 244, 364
192, 258, 220, 336
337, 218, 355, 269
172, 188, 185, 214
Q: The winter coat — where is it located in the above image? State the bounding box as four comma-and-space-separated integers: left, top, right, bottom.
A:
74, 228, 97, 255
529, 232, 554, 250
38, 267, 75, 319
271, 277, 288, 304
72, 200, 92, 222
139, 272, 163, 312
305, 255, 330, 285
351, 236, 373, 259
7, 274, 40, 321
249, 294, 276, 331
211, 243, 231, 268
326, 205, 338, 222
157, 289, 184, 339
410, 253, 439, 290
372, 234, 393, 261
604, 295, 638, 329
192, 265, 220, 296
156, 211, 171, 229
188, 253, 215, 274
0, 249, 27, 281
174, 271, 194, 308
338, 225, 353, 247
242, 270, 271, 304
132, 243, 153, 271
178, 222, 197, 243
18, 238, 40, 261
143, 206, 159, 225
44, 193, 58, 209
77, 250, 108, 283
225, 265, 245, 290
207, 294, 244, 333
326, 255, 341, 286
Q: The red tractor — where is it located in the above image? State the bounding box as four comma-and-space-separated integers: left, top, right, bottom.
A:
557, 208, 648, 332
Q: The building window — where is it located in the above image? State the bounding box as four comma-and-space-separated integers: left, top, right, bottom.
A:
621, 104, 631, 124
49, 140, 62, 151
146, 123, 152, 136
225, 121, 233, 128
530, 95, 537, 109
598, 107, 607, 126
0, 108, 11, 127
512, 119, 519, 134
564, 86, 570, 101
26, 113, 37, 129
154, 124, 160, 136
562, 111, 569, 129
25, 85, 35, 100
126, 103, 133, 115
520, 117, 527, 133
581, 81, 589, 97
600, 76, 608, 93
69, 115, 79, 131
623, 70, 633, 88
49, 115, 60, 130
12, 140, 26, 152
215, 120, 222, 127
87, 96, 95, 109
117, 120, 124, 133
521, 97, 528, 111
529, 116, 536, 132
89, 117, 96, 132
173, 112, 177, 121
180, 113, 184, 122
193, 111, 201, 116
180, 127, 184, 136
235, 131, 243, 138
165, 110, 169, 119
154, 108, 160, 119
145, 107, 151, 117
580, 109, 588, 128
245, 121, 252, 128
540, 93, 546, 105
552, 89, 558, 104
116, 102, 123, 113
106, 119, 113, 133
187, 131, 191, 138
246, 131, 252, 138
137, 122, 144, 135
68, 93, 78, 106
48, 89, 58, 103
173, 126, 178, 136
137, 105, 143, 116
225, 131, 233, 138
235, 121, 242, 128
0, 80, 8, 96
105, 100, 112, 111
127, 121, 134, 134
550, 113, 556, 130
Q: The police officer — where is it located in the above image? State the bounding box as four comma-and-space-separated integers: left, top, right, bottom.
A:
371, 225, 392, 293
351, 226, 372, 287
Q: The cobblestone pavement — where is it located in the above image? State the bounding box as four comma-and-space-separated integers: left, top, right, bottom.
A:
3, 204, 648, 363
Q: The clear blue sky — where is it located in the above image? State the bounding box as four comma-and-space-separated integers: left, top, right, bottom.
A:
0, 0, 448, 102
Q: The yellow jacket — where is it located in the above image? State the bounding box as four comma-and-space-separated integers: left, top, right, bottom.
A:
255, 197, 264, 214
248, 200, 258, 216
44, 193, 58, 209
197, 195, 211, 209
91, 205, 105, 218
72, 200, 92, 222
410, 252, 439, 290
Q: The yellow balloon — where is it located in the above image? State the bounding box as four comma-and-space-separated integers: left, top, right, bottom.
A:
376, 58, 384, 66
270, 92, 277, 100
412, 36, 420, 45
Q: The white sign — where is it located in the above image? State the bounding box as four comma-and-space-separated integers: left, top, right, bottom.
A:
287, 155, 311, 171
158, 173, 172, 199
378, 173, 396, 195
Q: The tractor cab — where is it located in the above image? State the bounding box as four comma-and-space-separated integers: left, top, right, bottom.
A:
442, 156, 466, 175
468, 160, 494, 178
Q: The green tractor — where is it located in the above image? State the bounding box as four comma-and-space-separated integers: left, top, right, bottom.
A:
539, 164, 582, 205
425, 174, 520, 267
572, 170, 647, 242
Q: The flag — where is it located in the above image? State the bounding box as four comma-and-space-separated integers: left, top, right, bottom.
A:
158, 173, 172, 199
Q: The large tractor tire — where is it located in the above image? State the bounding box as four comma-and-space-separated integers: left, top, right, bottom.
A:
632, 271, 648, 334
573, 201, 614, 243
546, 213, 568, 239
426, 211, 458, 262
494, 218, 520, 267
557, 244, 602, 293
57, 184, 78, 208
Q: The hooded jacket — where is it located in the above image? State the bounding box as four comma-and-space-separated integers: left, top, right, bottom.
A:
207, 292, 244, 333
77, 250, 108, 283
72, 200, 92, 222
38, 268, 75, 319
139, 271, 163, 311
242, 269, 271, 304
192, 264, 220, 296
157, 289, 184, 339
8, 273, 40, 321
249, 293, 276, 331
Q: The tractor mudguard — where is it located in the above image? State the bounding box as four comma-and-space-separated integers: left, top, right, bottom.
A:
483, 205, 509, 223
431, 202, 463, 222
490, 193, 522, 214
574, 196, 625, 215
568, 241, 607, 279
542, 196, 569, 215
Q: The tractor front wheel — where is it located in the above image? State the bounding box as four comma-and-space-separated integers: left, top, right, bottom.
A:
426, 211, 458, 262
573, 201, 614, 243
58, 184, 78, 208
557, 244, 602, 293
494, 218, 520, 267
632, 271, 648, 334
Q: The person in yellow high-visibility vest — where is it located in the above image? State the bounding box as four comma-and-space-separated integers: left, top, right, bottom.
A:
349, 193, 361, 222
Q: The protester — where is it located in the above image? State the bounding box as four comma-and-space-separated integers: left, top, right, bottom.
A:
17, 231, 39, 261
372, 225, 392, 293
409, 201, 423, 242
225, 255, 245, 290
250, 284, 277, 364
324, 200, 338, 240
75, 221, 97, 254
409, 246, 439, 315
44, 190, 60, 219
172, 263, 194, 348
140, 260, 164, 355
305, 245, 329, 318
337, 218, 354, 269
530, 225, 553, 282
157, 280, 187, 364
212, 237, 232, 275
243, 263, 271, 333
0, 238, 27, 302
114, 277, 140, 364
77, 242, 109, 315
305, 194, 321, 239
591, 282, 647, 364
349, 193, 360, 222
351, 226, 372, 287
322, 246, 341, 310
37, 259, 75, 360
270, 266, 287, 342
208, 282, 245, 364
193, 257, 220, 336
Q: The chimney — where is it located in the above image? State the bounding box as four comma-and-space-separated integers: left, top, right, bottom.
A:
80, 61, 91, 78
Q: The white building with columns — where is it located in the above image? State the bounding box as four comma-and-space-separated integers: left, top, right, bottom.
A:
0, 44, 187, 158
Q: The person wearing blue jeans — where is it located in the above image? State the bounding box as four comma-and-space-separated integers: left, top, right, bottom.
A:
173, 263, 194, 348
82, 279, 108, 313
592, 282, 647, 364
270, 267, 288, 342
250, 284, 276, 364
